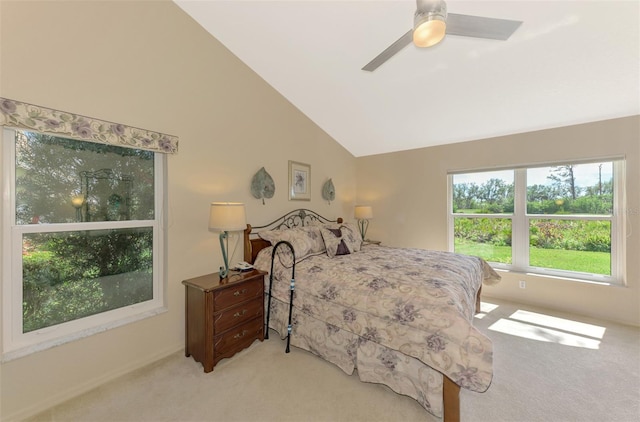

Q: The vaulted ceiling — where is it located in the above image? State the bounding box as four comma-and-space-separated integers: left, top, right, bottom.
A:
174, 1, 640, 157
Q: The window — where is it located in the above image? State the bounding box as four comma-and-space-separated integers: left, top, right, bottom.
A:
2, 128, 166, 359
449, 160, 624, 284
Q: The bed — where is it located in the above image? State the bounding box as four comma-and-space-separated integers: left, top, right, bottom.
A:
243, 209, 500, 422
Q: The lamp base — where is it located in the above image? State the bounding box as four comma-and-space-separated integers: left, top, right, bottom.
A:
357, 219, 369, 241
219, 232, 230, 279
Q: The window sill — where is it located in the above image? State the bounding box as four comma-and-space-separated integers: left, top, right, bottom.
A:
1, 306, 168, 363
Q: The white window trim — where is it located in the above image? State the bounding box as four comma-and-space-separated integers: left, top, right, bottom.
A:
447, 160, 625, 285
1, 128, 168, 361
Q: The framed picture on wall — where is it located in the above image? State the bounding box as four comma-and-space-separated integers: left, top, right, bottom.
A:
288, 160, 311, 201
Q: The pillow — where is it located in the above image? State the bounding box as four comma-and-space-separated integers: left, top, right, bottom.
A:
258, 226, 325, 262
320, 222, 362, 253
320, 225, 362, 258
340, 222, 362, 252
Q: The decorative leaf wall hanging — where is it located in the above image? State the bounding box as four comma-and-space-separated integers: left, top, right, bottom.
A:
322, 178, 335, 204
251, 167, 275, 205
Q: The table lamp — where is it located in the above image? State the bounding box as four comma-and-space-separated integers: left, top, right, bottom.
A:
209, 202, 246, 278
354, 205, 373, 241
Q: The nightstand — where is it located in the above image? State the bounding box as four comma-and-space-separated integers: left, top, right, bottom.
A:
363, 240, 381, 246
183, 269, 267, 372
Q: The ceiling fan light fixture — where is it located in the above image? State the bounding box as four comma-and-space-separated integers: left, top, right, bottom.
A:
413, 17, 446, 47
413, 0, 447, 48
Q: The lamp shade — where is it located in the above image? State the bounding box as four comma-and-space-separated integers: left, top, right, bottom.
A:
354, 206, 373, 220
208, 202, 246, 232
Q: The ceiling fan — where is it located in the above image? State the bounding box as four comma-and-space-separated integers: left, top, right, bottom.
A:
362, 0, 522, 72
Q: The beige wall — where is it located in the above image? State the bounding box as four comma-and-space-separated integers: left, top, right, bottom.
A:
357, 116, 640, 327
0, 1, 356, 419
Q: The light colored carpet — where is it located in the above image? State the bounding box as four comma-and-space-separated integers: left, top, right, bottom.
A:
26, 298, 640, 422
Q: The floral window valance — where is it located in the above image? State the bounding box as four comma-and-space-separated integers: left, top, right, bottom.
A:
0, 97, 178, 154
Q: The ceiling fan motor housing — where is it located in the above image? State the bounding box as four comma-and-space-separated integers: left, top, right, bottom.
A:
415, 0, 447, 21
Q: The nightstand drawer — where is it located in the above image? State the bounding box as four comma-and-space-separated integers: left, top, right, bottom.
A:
214, 277, 263, 310
214, 297, 262, 333
214, 317, 263, 355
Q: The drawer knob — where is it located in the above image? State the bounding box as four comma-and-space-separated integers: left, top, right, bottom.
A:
233, 288, 248, 297
233, 330, 248, 339
233, 309, 248, 318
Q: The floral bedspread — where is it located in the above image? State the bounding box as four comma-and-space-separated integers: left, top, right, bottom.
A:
254, 244, 500, 415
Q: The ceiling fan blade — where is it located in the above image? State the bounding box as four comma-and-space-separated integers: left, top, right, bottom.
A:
446, 13, 522, 40
362, 29, 413, 72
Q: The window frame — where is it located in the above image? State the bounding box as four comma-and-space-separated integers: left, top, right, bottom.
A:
1, 127, 168, 360
448, 159, 625, 285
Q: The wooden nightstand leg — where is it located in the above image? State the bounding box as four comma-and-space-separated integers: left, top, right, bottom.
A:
184, 285, 191, 357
